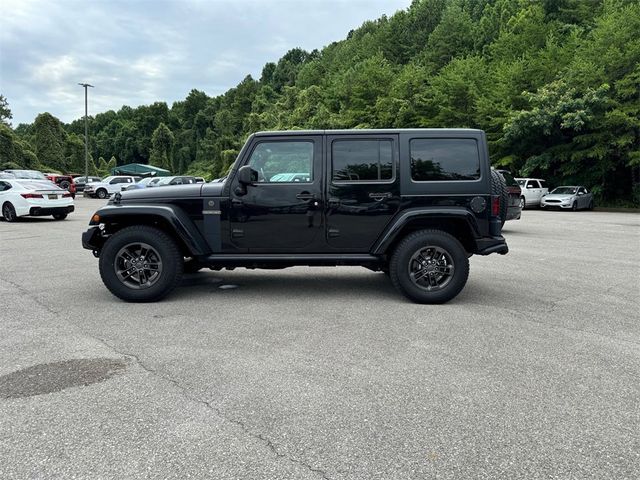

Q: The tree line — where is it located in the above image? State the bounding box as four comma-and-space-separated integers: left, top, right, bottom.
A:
1, 0, 638, 204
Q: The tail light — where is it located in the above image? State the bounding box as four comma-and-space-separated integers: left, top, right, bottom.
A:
62, 193, 72, 198
21, 193, 43, 199
491, 195, 500, 216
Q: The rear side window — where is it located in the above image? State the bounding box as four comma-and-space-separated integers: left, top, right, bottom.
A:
410, 138, 480, 181
332, 139, 393, 182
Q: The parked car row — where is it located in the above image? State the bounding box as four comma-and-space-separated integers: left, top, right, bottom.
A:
515, 177, 594, 211
85, 175, 204, 197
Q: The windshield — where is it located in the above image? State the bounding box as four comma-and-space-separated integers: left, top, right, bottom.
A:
156, 177, 178, 185
101, 176, 114, 183
551, 187, 577, 195
7, 170, 47, 180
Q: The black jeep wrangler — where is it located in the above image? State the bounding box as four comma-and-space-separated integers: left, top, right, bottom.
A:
82, 129, 508, 303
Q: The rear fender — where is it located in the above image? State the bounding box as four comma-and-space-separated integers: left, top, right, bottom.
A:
371, 207, 481, 255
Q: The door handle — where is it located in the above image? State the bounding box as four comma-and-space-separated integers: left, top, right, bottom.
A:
296, 192, 315, 201
328, 197, 340, 208
369, 192, 392, 201
232, 198, 243, 207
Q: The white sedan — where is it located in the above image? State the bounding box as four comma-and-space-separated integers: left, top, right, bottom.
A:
0, 179, 75, 222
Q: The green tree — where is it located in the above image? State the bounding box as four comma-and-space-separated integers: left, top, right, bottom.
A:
150, 122, 174, 170
0, 94, 12, 126
33, 113, 67, 171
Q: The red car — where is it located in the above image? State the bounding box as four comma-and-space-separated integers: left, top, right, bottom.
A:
45, 174, 76, 198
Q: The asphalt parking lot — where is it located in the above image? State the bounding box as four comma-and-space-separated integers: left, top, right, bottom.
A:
1, 198, 639, 479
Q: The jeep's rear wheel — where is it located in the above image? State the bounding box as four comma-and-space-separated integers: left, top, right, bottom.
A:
99, 226, 183, 302
390, 230, 469, 304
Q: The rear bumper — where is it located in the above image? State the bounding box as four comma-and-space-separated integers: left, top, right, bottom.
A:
476, 236, 509, 255
29, 205, 74, 216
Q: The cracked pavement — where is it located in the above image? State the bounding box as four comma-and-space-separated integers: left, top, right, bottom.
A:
1, 198, 639, 479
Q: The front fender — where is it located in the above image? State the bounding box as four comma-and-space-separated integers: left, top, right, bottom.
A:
88, 204, 210, 256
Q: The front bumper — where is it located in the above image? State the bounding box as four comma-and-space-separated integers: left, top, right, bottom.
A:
82, 226, 105, 253
541, 201, 573, 209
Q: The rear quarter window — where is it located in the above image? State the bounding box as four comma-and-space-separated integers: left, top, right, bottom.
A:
410, 138, 480, 181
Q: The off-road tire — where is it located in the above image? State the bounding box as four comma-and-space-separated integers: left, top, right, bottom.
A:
2, 202, 17, 222
60, 180, 71, 190
52, 213, 67, 220
96, 189, 108, 199
99, 225, 183, 302
390, 230, 470, 304
491, 170, 509, 225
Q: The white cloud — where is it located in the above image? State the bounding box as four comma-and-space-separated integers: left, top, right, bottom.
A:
1, 0, 411, 124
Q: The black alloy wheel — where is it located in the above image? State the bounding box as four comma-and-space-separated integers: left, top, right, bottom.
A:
114, 242, 164, 289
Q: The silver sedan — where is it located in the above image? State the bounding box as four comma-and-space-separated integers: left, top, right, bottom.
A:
541, 186, 594, 210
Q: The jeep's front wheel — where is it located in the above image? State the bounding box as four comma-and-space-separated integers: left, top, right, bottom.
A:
390, 230, 469, 304
99, 226, 183, 302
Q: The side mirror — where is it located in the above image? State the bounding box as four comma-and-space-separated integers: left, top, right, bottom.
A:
237, 165, 258, 185
578, 191, 584, 195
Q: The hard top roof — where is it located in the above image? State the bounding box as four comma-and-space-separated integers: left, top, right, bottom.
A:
253, 128, 484, 137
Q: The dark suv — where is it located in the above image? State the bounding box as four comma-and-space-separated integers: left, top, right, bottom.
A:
82, 129, 509, 303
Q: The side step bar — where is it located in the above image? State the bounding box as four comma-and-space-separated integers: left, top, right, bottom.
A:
202, 253, 382, 266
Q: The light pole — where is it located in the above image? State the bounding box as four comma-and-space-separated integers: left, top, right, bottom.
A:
78, 83, 94, 180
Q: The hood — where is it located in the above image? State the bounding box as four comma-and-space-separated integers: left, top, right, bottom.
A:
545, 193, 575, 200
120, 184, 205, 201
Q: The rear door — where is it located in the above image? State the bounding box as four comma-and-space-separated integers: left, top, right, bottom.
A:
325, 134, 400, 250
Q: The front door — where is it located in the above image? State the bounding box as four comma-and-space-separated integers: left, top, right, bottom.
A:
229, 136, 323, 252
325, 134, 400, 250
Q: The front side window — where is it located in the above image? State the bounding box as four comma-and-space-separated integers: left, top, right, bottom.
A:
410, 139, 480, 181
527, 180, 540, 189
248, 141, 313, 183
332, 139, 393, 182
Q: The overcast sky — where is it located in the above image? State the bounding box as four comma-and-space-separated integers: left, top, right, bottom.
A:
1, 0, 411, 126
